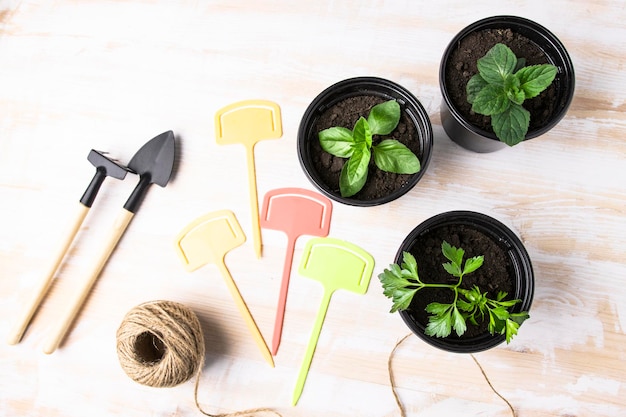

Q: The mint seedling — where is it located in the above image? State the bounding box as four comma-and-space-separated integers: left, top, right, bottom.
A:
378, 241, 529, 343
466, 43, 557, 146
318, 99, 421, 197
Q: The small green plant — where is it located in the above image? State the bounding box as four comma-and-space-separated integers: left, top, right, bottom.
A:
378, 240, 529, 343
466, 43, 557, 146
318, 99, 421, 197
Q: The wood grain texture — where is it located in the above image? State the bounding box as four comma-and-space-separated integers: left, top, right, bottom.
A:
1, 1, 625, 416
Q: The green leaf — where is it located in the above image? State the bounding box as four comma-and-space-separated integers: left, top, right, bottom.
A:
489, 297, 519, 308
504, 74, 525, 105
389, 263, 403, 278
505, 312, 529, 343
456, 298, 474, 312
451, 306, 467, 336
352, 117, 372, 148
441, 241, 464, 269
319, 127, 355, 158
367, 100, 400, 135
372, 139, 421, 174
466, 74, 488, 104
491, 103, 530, 146
491, 306, 510, 321
508, 90, 525, 106
339, 145, 370, 197
477, 43, 518, 85
459, 286, 481, 304
463, 256, 484, 275
505, 318, 520, 343
487, 309, 505, 335
509, 311, 530, 325
390, 288, 418, 313
503, 73, 521, 91
472, 84, 510, 116
378, 264, 421, 313
379, 270, 413, 296
400, 251, 418, 278
442, 262, 461, 277
425, 307, 452, 338
425, 302, 451, 315
400, 269, 415, 279
516, 64, 558, 99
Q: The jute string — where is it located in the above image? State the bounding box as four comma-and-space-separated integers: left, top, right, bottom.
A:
116, 300, 282, 417
116, 300, 514, 416
387, 333, 516, 417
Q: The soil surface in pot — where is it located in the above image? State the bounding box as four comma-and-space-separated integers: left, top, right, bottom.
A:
445, 28, 558, 134
311, 95, 422, 201
406, 224, 515, 339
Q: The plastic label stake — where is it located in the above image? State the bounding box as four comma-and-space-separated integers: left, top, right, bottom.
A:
260, 188, 333, 356
292, 237, 374, 405
215, 100, 283, 258
174, 210, 274, 367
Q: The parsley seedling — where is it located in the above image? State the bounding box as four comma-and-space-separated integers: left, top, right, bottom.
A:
466, 43, 557, 146
318, 99, 420, 197
378, 240, 529, 343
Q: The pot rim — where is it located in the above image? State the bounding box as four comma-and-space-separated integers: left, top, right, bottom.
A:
396, 210, 535, 353
297, 76, 433, 207
439, 15, 576, 142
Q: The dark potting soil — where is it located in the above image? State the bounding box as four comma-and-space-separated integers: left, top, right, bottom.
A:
406, 224, 515, 339
445, 28, 558, 133
311, 95, 422, 201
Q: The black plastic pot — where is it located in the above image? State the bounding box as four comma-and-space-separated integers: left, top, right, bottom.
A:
396, 211, 534, 353
439, 16, 575, 153
297, 77, 433, 206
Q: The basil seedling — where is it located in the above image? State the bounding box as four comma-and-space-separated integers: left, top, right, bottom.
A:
466, 43, 557, 146
318, 99, 420, 197
378, 240, 529, 343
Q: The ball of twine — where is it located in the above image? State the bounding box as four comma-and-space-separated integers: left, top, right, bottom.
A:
116, 300, 205, 388
116, 300, 281, 417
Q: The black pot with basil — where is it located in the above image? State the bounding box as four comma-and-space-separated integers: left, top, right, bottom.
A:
297, 77, 433, 206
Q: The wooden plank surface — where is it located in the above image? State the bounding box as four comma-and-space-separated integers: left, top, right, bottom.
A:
1, 1, 625, 416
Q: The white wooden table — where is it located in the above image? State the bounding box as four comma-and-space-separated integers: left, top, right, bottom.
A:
1, 1, 625, 416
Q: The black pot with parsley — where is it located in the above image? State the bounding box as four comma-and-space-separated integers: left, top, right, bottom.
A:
378, 211, 534, 353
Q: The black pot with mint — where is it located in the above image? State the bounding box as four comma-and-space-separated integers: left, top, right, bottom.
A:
440, 15, 575, 153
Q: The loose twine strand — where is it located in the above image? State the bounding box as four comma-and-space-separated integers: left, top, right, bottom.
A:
469, 354, 516, 417
387, 333, 516, 417
116, 300, 281, 417
117, 301, 515, 417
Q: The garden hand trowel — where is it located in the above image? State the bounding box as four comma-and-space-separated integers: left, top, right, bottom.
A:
292, 237, 374, 405
8, 150, 130, 346
174, 210, 274, 367
42, 131, 176, 354
215, 100, 282, 259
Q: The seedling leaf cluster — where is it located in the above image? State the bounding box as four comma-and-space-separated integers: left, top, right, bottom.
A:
378, 240, 529, 343
318, 99, 421, 197
466, 43, 557, 146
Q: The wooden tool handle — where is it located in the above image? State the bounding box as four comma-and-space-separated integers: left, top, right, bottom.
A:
42, 209, 134, 354
7, 203, 89, 345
